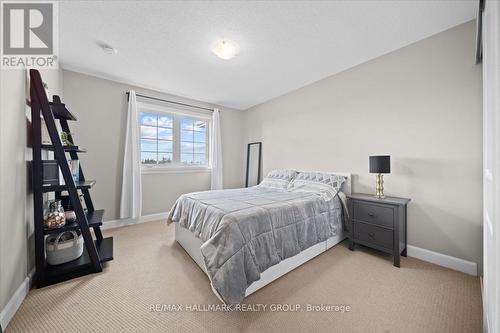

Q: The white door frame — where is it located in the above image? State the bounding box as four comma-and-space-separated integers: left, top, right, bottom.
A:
482, 1, 500, 332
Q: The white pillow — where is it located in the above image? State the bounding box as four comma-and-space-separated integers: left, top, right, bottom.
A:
288, 171, 346, 200
258, 169, 298, 190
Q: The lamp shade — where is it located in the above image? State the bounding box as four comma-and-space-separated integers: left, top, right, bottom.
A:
369, 155, 391, 174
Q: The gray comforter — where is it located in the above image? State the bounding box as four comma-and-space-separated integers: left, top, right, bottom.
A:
167, 186, 344, 304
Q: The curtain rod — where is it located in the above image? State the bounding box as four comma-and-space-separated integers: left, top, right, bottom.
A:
126, 92, 214, 112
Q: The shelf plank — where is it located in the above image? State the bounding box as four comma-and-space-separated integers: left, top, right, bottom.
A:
41, 144, 87, 153
44, 247, 92, 278
43, 237, 113, 282
49, 101, 77, 121
96, 237, 114, 262
42, 180, 96, 193
43, 209, 104, 235
87, 209, 105, 227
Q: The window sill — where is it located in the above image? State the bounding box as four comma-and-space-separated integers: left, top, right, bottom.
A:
141, 166, 212, 174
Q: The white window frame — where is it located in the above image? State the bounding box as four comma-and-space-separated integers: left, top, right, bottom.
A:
138, 101, 211, 174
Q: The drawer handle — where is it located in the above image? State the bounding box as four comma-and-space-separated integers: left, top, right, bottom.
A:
368, 212, 376, 218
368, 232, 375, 239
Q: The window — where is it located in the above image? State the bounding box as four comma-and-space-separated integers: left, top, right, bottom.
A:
139, 103, 210, 170
180, 119, 208, 165
140, 113, 173, 165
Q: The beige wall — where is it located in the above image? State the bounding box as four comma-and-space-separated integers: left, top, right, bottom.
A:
243, 21, 483, 267
0, 19, 483, 319
0, 69, 62, 314
62, 70, 245, 220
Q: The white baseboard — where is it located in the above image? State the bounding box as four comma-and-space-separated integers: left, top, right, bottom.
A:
481, 277, 490, 333
101, 215, 479, 277
0, 269, 35, 330
0, 227, 477, 331
101, 212, 169, 230
407, 245, 477, 276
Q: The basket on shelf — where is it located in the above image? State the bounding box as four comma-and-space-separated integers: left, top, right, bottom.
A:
46, 231, 84, 265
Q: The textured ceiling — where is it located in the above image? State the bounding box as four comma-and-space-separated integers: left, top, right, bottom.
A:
59, 1, 477, 110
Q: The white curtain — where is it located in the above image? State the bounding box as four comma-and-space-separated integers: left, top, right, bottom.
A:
119, 90, 142, 219
210, 108, 223, 190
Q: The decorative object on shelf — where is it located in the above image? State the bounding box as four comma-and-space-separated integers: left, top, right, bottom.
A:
68, 159, 80, 182
43, 200, 66, 230
58, 159, 80, 185
60, 131, 74, 146
64, 210, 77, 223
46, 231, 84, 265
41, 118, 52, 144
42, 160, 59, 185
245, 142, 262, 187
369, 155, 391, 199
42, 81, 51, 99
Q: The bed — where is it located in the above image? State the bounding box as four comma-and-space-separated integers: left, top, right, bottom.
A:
167, 170, 351, 304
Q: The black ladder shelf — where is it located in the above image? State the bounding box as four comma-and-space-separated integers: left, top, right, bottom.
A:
30, 69, 113, 287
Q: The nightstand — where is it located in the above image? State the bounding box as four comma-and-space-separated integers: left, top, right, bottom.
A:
347, 193, 410, 267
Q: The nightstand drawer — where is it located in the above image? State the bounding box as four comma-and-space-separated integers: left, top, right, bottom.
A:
353, 201, 394, 228
354, 222, 393, 250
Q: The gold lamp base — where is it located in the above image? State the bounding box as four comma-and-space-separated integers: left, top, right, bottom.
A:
375, 174, 385, 199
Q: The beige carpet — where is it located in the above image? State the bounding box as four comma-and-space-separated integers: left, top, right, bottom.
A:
6, 220, 482, 333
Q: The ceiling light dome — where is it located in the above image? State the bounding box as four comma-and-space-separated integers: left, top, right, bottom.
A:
101, 44, 117, 55
211, 39, 240, 60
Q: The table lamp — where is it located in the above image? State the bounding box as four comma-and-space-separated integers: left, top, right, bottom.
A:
369, 155, 391, 198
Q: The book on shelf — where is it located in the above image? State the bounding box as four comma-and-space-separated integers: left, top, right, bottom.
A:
57, 160, 80, 185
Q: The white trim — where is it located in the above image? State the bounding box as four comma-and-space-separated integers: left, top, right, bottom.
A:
481, 276, 490, 333
407, 245, 478, 276
103, 212, 479, 279
137, 101, 213, 118
141, 166, 211, 174
0, 269, 35, 330
102, 212, 169, 230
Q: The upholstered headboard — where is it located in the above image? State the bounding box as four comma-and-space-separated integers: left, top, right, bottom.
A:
333, 172, 352, 195
294, 170, 351, 195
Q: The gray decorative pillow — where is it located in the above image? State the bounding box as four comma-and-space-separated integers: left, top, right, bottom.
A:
288, 171, 346, 200
258, 169, 298, 189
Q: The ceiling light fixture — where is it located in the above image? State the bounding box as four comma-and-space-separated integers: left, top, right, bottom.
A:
101, 44, 117, 55
211, 39, 240, 60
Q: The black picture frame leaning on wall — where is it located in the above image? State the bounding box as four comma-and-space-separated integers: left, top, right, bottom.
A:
245, 142, 262, 187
